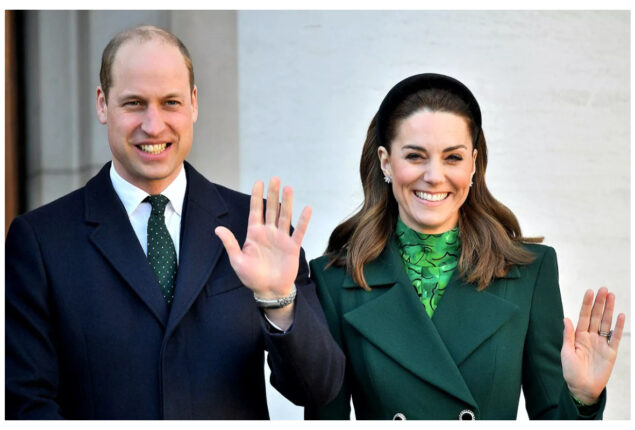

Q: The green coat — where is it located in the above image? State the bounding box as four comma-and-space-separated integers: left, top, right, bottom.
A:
305, 241, 605, 420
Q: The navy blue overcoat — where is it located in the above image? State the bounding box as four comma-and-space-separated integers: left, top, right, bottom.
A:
6, 162, 344, 419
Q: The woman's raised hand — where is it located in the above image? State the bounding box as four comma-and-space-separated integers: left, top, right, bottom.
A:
561, 287, 626, 404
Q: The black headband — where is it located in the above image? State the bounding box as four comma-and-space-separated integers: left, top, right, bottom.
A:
375, 73, 482, 147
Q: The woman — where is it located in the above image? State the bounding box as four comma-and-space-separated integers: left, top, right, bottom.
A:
304, 73, 625, 420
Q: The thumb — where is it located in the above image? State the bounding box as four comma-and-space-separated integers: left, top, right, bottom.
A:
562, 317, 575, 352
214, 226, 242, 267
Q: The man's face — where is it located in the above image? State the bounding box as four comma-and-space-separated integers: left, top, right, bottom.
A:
96, 39, 198, 194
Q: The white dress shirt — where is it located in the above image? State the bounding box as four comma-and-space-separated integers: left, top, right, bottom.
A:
109, 163, 186, 262
109, 163, 289, 331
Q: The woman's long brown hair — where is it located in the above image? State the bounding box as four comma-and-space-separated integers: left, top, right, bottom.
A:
326, 89, 541, 291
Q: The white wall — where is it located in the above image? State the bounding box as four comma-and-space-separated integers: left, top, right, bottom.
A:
238, 10, 630, 419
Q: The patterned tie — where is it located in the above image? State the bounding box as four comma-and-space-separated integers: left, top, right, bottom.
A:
145, 195, 177, 304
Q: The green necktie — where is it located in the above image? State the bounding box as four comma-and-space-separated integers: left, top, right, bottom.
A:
145, 195, 177, 304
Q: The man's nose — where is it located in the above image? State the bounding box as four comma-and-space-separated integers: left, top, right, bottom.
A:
140, 105, 166, 136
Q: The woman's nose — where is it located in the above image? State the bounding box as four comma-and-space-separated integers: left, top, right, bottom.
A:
423, 160, 444, 184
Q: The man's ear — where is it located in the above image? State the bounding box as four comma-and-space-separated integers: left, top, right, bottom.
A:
191, 85, 198, 123
96, 86, 108, 124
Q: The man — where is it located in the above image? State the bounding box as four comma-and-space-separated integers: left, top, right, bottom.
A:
5, 25, 344, 419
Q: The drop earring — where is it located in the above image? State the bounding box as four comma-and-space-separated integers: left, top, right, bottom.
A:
384, 175, 392, 184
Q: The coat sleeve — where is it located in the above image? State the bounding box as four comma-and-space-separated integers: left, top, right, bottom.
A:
5, 216, 65, 419
522, 246, 605, 419
304, 259, 353, 420
260, 248, 346, 408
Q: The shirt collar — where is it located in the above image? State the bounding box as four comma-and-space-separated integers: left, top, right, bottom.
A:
160, 165, 186, 216
109, 163, 187, 216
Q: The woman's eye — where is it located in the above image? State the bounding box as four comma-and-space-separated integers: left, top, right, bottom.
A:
405, 153, 423, 160
447, 154, 463, 161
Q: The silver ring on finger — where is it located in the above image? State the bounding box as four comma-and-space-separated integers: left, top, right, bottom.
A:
598, 329, 613, 343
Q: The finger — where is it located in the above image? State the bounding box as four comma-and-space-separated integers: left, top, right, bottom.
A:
248, 181, 265, 227
562, 317, 575, 353
265, 177, 281, 226
214, 226, 243, 268
291, 206, 312, 246
589, 287, 608, 333
576, 289, 594, 333
609, 313, 626, 352
599, 291, 616, 335
278, 186, 293, 234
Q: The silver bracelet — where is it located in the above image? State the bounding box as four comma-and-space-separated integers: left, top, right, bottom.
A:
253, 285, 297, 309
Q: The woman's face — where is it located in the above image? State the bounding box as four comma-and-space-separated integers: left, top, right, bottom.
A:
378, 110, 477, 234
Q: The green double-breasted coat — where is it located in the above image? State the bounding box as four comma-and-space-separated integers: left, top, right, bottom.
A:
305, 241, 605, 420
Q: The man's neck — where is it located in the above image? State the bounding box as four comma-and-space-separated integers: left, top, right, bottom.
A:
111, 162, 184, 195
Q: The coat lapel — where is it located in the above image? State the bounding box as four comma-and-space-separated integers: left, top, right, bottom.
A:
432, 270, 520, 367
85, 163, 169, 327
342, 241, 477, 408
342, 240, 521, 409
165, 163, 229, 336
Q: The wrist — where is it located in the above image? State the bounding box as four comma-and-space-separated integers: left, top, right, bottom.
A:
253, 284, 297, 309
264, 303, 295, 332
568, 386, 600, 406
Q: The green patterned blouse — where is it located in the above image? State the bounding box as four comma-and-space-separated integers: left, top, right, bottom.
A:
395, 218, 460, 318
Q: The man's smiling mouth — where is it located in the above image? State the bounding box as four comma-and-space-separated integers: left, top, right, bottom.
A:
138, 143, 170, 154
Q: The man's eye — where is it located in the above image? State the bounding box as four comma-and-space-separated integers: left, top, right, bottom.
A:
165, 100, 179, 106
124, 101, 141, 107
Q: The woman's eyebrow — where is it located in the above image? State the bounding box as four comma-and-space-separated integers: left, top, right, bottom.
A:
401, 144, 468, 152
442, 145, 468, 152
401, 144, 427, 152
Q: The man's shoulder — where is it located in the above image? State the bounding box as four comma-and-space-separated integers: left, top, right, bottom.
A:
11, 163, 113, 234
184, 163, 251, 214
210, 182, 251, 206
19, 186, 86, 225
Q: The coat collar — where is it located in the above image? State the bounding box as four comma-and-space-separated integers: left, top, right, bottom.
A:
85, 162, 230, 332
165, 162, 230, 336
341, 239, 519, 408
341, 240, 522, 288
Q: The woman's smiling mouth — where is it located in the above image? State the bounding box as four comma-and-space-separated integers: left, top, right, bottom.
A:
414, 191, 449, 202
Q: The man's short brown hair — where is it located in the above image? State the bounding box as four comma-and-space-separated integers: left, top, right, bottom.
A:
99, 25, 195, 102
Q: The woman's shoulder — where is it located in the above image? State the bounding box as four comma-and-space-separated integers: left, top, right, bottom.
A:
512, 242, 559, 280
520, 242, 557, 262
310, 254, 347, 277
309, 254, 350, 291
310, 254, 332, 271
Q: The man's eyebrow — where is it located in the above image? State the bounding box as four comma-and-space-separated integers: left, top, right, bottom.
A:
162, 93, 185, 99
116, 93, 185, 101
117, 94, 145, 102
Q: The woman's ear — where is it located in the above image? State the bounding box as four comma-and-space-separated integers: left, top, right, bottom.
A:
472, 149, 478, 175
378, 146, 392, 177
